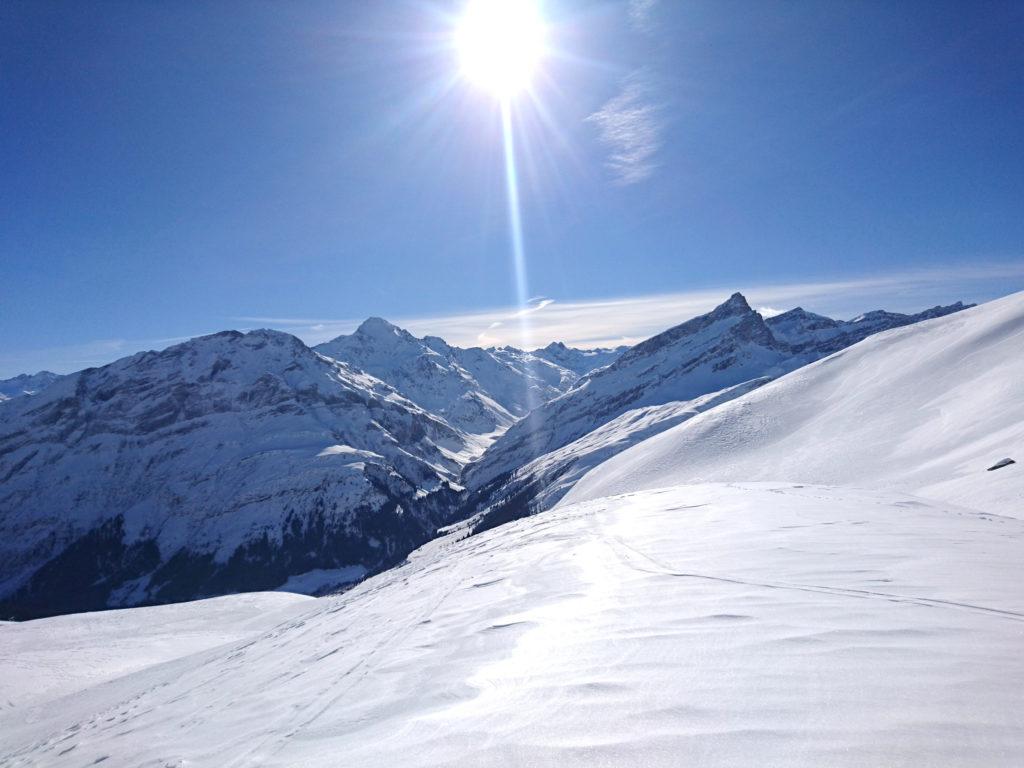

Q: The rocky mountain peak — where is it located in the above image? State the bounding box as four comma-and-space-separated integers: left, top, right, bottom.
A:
716, 291, 753, 316
620, 292, 770, 364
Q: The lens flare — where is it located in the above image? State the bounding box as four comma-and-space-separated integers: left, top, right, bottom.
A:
455, 0, 546, 99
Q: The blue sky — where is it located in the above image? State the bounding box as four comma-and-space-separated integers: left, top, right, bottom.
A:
2, 0, 1022, 376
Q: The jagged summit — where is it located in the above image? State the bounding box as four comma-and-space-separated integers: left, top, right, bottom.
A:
916, 300, 971, 319
769, 306, 831, 321
566, 291, 1020, 518
621, 291, 773, 364
771, 300, 972, 356
719, 291, 753, 314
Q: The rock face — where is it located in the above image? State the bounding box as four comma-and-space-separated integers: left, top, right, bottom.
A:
0, 371, 63, 402
0, 330, 465, 619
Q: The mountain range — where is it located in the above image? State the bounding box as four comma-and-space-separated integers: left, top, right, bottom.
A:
0, 295, 972, 618
2, 291, 1021, 767
460, 294, 971, 526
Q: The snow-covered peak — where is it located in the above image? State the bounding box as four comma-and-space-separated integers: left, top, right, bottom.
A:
618, 291, 775, 365
0, 328, 471, 618
771, 300, 972, 357
353, 316, 407, 340
916, 300, 968, 319
532, 341, 626, 376
0, 370, 64, 401
464, 292, 973, 494
316, 320, 572, 442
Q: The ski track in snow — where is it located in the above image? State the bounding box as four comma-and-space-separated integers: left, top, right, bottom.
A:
3, 483, 1024, 767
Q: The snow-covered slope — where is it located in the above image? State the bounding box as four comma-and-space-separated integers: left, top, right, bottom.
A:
314, 318, 571, 444
3, 483, 1023, 766
0, 330, 466, 619
468, 378, 770, 533
467, 294, 971, 491
566, 292, 1024, 516
0, 371, 62, 402
0, 592, 312, 710
465, 293, 793, 488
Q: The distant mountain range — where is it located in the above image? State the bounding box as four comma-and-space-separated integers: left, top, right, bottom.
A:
312, 317, 621, 451
0, 296, 971, 618
0, 371, 62, 402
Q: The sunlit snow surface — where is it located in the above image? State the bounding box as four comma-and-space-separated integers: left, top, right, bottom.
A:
3, 484, 1023, 766
565, 292, 1024, 516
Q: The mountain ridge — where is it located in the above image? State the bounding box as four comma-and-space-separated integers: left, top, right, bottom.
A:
0, 295, 974, 618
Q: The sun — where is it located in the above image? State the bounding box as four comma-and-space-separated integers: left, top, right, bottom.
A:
455, 0, 546, 99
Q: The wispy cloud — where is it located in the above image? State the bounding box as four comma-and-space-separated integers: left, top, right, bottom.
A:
4, 262, 1022, 378
476, 297, 555, 345
587, 70, 664, 186
628, 0, 659, 33
236, 262, 1024, 351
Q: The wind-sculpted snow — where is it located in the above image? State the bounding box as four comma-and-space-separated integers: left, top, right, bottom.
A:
566, 292, 1024, 517
2, 484, 1023, 766
0, 330, 467, 618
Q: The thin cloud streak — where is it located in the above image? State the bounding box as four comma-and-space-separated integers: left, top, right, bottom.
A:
628, 0, 659, 33
266, 262, 1024, 350
4, 263, 1022, 378
587, 70, 664, 186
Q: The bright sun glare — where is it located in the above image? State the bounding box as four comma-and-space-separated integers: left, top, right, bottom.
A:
455, 0, 546, 99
